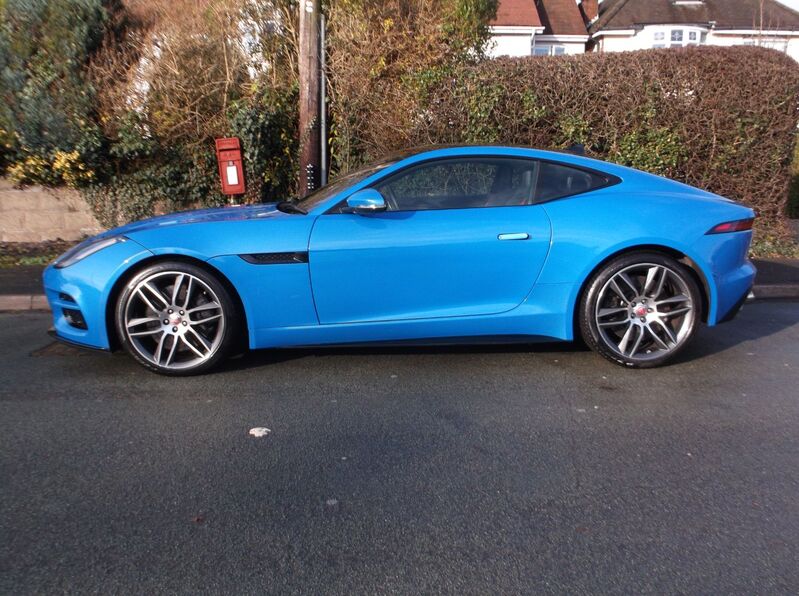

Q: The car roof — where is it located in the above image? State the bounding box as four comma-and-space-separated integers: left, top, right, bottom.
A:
389, 145, 629, 176
306, 144, 713, 215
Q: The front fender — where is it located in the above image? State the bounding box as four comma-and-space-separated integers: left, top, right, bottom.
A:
43, 238, 154, 350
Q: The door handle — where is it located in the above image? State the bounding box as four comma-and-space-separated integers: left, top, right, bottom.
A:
497, 233, 530, 241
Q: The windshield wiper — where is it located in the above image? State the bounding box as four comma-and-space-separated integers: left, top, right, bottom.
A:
276, 201, 308, 215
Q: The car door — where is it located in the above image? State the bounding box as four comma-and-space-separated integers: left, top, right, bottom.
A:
308, 156, 552, 325
309, 157, 550, 324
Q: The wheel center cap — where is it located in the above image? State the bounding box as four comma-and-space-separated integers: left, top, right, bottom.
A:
169, 314, 182, 326
635, 306, 648, 317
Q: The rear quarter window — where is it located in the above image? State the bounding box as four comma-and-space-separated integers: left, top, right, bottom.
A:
534, 161, 615, 203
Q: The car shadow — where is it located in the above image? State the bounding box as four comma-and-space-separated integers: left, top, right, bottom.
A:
670, 300, 797, 364
751, 258, 799, 285
220, 301, 797, 373
218, 340, 588, 373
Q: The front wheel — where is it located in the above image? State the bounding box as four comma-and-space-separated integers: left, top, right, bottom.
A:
116, 261, 239, 375
579, 252, 702, 368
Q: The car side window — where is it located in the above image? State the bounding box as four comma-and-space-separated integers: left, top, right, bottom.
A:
534, 161, 610, 202
375, 158, 538, 211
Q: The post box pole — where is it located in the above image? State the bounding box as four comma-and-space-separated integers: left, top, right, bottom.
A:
320, 13, 328, 187
299, 0, 322, 197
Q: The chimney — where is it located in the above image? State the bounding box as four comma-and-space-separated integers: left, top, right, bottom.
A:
581, 0, 599, 24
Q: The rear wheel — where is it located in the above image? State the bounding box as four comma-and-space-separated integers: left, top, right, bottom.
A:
116, 261, 238, 375
579, 252, 701, 368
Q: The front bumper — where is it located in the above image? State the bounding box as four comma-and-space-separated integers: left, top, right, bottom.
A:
43, 239, 153, 350
47, 328, 113, 353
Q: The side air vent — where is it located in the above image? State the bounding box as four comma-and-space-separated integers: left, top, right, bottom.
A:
239, 252, 309, 265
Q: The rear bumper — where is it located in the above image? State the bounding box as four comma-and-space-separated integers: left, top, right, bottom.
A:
712, 260, 756, 325
716, 282, 752, 324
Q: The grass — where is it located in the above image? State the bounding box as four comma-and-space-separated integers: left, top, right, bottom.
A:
750, 239, 799, 259
0, 241, 76, 269
749, 223, 799, 259
0, 253, 59, 268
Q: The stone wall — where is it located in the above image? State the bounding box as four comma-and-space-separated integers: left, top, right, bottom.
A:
0, 179, 103, 242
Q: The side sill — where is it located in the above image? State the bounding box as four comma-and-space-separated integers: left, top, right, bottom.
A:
282, 334, 565, 349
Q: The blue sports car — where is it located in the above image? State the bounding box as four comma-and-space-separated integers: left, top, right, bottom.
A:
44, 146, 756, 375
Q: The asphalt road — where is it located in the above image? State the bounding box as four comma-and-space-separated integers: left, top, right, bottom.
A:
1, 303, 798, 594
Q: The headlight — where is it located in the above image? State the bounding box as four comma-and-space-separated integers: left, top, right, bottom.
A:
54, 236, 128, 269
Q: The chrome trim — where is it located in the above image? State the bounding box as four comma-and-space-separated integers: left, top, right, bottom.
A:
346, 189, 387, 214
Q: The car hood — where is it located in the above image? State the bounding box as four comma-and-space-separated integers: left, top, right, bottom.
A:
96, 203, 292, 239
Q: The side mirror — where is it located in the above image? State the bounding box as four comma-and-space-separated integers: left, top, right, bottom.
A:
346, 189, 387, 214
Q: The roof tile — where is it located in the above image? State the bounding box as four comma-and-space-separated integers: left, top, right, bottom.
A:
491, 0, 543, 27
536, 0, 589, 35
591, 0, 799, 33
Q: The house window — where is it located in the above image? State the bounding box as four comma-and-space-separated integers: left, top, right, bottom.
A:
649, 27, 705, 49
760, 38, 789, 52
533, 45, 566, 57
738, 37, 788, 53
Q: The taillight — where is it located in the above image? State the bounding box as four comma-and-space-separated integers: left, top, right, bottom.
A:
706, 218, 754, 234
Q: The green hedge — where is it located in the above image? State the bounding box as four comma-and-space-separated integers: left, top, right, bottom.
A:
421, 47, 799, 252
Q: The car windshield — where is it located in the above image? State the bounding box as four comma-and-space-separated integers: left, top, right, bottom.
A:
294, 149, 419, 211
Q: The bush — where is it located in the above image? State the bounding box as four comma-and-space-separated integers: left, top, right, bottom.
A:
0, 0, 110, 186
82, 150, 224, 227
2, 0, 495, 225
789, 139, 799, 220
326, 0, 498, 172
79, 0, 299, 223
409, 47, 799, 249
79, 0, 493, 223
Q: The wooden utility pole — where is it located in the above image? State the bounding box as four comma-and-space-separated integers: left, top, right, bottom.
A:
298, 0, 321, 197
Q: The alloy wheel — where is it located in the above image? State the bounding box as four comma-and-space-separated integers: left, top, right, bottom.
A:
123, 271, 226, 371
594, 263, 696, 362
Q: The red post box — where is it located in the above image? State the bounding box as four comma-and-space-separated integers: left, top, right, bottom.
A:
215, 137, 246, 196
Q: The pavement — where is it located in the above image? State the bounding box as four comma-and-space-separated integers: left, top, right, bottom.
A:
748, 258, 799, 298
1, 258, 799, 311
1, 303, 798, 593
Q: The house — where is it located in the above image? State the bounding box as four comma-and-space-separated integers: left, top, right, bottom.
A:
582, 0, 799, 61
488, 0, 589, 57
489, 0, 799, 60
534, 0, 591, 55
488, 0, 545, 57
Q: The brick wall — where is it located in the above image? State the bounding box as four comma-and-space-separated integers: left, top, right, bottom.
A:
0, 179, 103, 242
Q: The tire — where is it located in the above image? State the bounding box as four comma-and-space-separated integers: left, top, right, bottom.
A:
115, 261, 240, 375
578, 252, 702, 369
